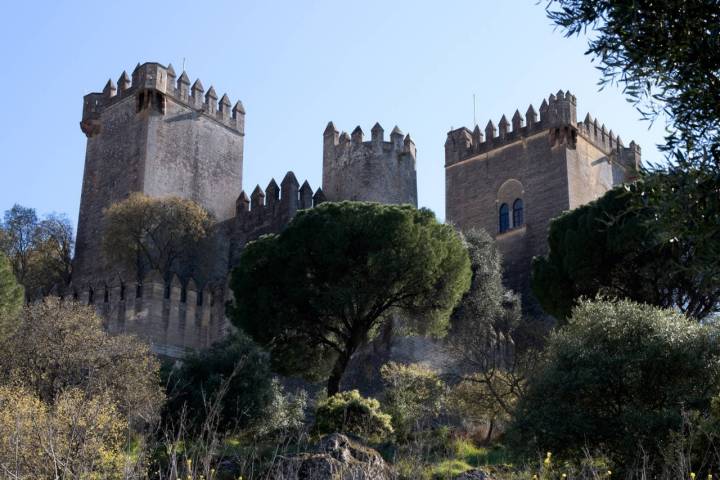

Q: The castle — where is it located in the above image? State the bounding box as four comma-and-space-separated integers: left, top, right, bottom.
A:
71, 62, 639, 358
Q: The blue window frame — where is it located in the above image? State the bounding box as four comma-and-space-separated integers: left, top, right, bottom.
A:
499, 203, 510, 233
513, 198, 524, 227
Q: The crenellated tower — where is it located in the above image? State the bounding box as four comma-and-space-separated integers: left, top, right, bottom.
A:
445, 90, 641, 307
75, 62, 245, 284
322, 122, 417, 206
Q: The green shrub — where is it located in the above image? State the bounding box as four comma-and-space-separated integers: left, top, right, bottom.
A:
314, 389, 393, 442
253, 378, 307, 441
448, 372, 517, 443
509, 299, 720, 472
430, 459, 473, 479
164, 332, 273, 433
381, 362, 445, 438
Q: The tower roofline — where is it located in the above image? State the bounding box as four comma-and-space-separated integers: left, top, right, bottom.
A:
81, 61, 245, 137
324, 122, 416, 158
445, 90, 640, 168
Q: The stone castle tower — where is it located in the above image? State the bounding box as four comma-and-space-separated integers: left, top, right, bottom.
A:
445, 90, 641, 303
74, 62, 245, 284
71, 61, 418, 358
323, 122, 417, 206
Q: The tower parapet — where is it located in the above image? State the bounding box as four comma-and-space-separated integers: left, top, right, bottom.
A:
445, 90, 640, 175
81, 62, 245, 138
323, 122, 417, 206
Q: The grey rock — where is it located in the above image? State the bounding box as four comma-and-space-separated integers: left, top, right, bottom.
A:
453, 469, 494, 480
270, 433, 393, 480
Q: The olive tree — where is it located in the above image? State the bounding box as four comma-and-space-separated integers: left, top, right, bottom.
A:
102, 192, 213, 281
509, 299, 720, 471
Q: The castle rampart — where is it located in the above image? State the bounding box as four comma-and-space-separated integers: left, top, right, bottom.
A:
74, 63, 421, 358
72, 60, 645, 355
323, 122, 417, 206
66, 269, 227, 357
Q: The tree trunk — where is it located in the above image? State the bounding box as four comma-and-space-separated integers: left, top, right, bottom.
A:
327, 351, 352, 396
484, 418, 495, 444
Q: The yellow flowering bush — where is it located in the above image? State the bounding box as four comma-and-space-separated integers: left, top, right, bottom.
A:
0, 385, 127, 479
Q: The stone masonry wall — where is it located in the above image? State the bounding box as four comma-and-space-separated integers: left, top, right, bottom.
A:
74, 95, 147, 283
446, 130, 570, 298
73, 270, 226, 358
145, 96, 244, 222
226, 172, 325, 268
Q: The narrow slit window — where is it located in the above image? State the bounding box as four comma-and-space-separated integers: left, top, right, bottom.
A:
499, 203, 510, 233
513, 198, 524, 228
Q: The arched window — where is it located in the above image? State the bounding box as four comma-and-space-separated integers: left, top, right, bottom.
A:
499, 203, 510, 233
513, 198, 524, 227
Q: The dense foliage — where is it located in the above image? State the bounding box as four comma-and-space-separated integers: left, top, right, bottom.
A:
253, 378, 307, 442
0, 204, 73, 298
0, 252, 23, 340
0, 299, 164, 423
449, 229, 506, 338
102, 192, 213, 280
546, 0, 720, 169
447, 229, 535, 426
380, 362, 446, 439
314, 390, 394, 442
229, 202, 471, 394
532, 185, 720, 321
164, 332, 274, 433
0, 299, 162, 478
0, 386, 128, 479
509, 299, 720, 471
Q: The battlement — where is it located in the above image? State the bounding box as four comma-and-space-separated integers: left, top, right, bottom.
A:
323, 122, 416, 163
576, 112, 641, 169
64, 269, 228, 358
234, 171, 323, 225
445, 90, 640, 172
226, 171, 324, 269
80, 62, 245, 137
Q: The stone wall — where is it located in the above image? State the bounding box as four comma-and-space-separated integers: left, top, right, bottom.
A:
144, 96, 244, 222
74, 94, 147, 283
70, 270, 227, 358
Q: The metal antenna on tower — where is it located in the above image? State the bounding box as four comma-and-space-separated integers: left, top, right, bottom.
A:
182, 57, 186, 71
473, 93, 477, 126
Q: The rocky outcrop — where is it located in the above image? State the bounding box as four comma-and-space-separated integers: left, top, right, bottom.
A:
270, 433, 393, 480
453, 469, 494, 480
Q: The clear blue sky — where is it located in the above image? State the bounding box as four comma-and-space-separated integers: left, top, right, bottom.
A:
0, 0, 666, 227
